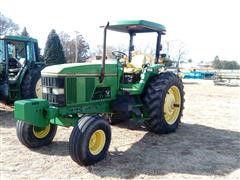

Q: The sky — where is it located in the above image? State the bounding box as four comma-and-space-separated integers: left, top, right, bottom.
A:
0, 0, 239, 62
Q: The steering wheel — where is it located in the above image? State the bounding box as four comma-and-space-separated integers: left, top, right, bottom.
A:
142, 62, 150, 68
112, 51, 127, 59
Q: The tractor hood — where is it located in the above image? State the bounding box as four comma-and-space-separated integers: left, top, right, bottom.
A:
41, 60, 118, 77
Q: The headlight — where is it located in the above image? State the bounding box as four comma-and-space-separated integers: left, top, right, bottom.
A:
42, 87, 48, 94
52, 88, 64, 95
42, 87, 64, 95
41, 76, 65, 107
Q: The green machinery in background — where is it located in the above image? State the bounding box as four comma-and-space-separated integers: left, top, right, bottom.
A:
14, 20, 185, 166
0, 35, 44, 102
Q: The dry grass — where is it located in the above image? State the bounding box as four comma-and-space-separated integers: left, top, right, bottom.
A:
0, 80, 240, 179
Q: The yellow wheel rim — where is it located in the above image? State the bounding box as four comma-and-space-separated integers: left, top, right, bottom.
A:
89, 130, 106, 155
164, 86, 181, 125
33, 125, 50, 139
35, 78, 42, 98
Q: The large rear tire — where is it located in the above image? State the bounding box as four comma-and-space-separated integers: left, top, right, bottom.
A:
16, 121, 57, 148
143, 72, 184, 134
69, 115, 111, 166
21, 68, 42, 99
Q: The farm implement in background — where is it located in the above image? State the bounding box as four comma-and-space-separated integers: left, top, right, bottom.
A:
183, 70, 215, 80
214, 70, 240, 86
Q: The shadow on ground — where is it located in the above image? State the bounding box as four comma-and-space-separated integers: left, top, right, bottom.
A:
0, 109, 70, 156
2, 111, 239, 178
90, 123, 240, 178
32, 141, 70, 156
31, 122, 240, 178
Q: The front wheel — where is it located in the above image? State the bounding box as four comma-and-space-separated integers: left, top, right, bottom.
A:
69, 115, 111, 166
16, 121, 57, 148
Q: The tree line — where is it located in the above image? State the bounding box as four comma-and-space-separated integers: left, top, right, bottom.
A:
44, 30, 90, 65
212, 56, 240, 70
0, 12, 89, 65
1, 12, 239, 69
0, 12, 29, 37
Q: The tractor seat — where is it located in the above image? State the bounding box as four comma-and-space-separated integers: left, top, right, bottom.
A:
124, 54, 146, 74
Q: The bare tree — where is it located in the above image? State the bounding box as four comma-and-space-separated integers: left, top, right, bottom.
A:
76, 34, 90, 62
59, 31, 71, 60
0, 12, 19, 35
162, 40, 187, 67
93, 45, 117, 59
59, 31, 90, 63
175, 41, 186, 68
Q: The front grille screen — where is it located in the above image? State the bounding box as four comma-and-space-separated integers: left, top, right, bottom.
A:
41, 76, 65, 106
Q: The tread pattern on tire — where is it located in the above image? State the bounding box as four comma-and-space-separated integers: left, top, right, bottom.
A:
16, 121, 57, 148
143, 72, 185, 134
69, 115, 111, 166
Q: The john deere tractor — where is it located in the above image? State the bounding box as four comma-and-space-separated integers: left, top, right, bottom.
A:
0, 35, 44, 102
14, 20, 185, 166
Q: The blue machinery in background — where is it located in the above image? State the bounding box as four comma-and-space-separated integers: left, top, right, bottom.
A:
183, 71, 215, 79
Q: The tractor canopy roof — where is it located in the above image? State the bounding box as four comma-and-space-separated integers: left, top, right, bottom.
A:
0, 35, 38, 43
108, 20, 166, 34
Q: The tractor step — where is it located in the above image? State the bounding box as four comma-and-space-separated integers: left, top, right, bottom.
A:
122, 87, 140, 95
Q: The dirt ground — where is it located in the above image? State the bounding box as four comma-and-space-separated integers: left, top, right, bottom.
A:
0, 80, 240, 179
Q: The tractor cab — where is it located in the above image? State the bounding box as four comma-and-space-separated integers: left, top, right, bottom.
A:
0, 35, 44, 101
102, 20, 166, 93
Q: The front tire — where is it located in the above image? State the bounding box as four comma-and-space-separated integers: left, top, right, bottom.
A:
69, 115, 111, 166
16, 121, 57, 148
143, 72, 184, 134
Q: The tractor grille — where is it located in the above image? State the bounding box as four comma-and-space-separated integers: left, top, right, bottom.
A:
42, 76, 65, 107
42, 76, 65, 88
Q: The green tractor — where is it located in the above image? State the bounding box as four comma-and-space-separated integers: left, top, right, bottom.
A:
14, 20, 185, 166
0, 35, 44, 102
